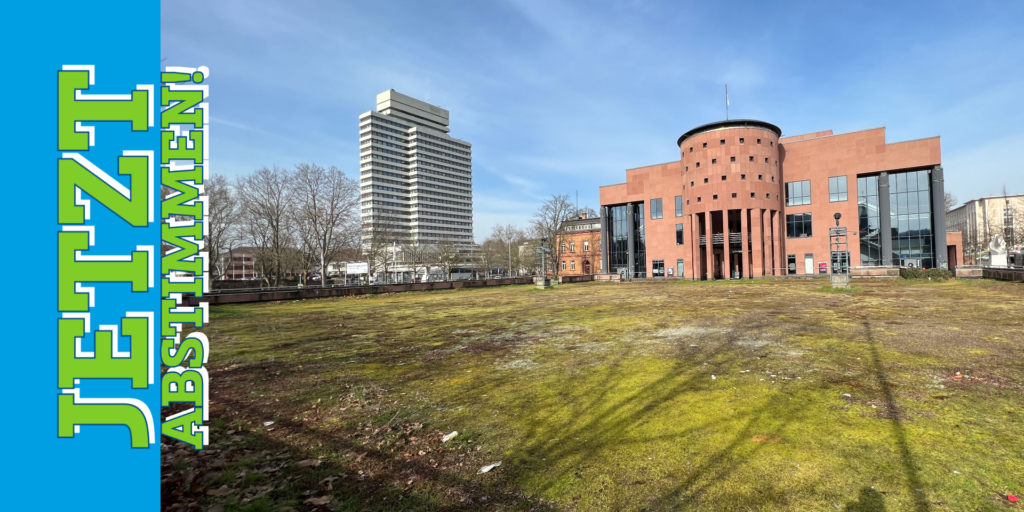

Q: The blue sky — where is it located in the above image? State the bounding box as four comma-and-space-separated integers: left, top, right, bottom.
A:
163, 0, 1024, 242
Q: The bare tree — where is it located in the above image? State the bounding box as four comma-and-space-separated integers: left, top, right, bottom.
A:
430, 236, 461, 280
363, 213, 397, 282
479, 238, 505, 277
206, 174, 239, 281
402, 241, 430, 282
577, 204, 598, 219
489, 224, 527, 277
518, 237, 543, 276
291, 163, 361, 283
944, 192, 958, 213
236, 166, 294, 286
531, 194, 575, 277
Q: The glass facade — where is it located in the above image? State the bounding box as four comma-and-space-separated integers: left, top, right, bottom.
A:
634, 203, 646, 277
889, 170, 934, 268
607, 205, 629, 274
606, 202, 647, 277
857, 175, 882, 266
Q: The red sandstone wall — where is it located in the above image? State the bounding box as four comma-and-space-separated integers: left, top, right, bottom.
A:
599, 124, 943, 279
780, 127, 941, 273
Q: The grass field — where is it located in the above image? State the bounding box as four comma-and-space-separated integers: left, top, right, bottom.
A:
163, 278, 1024, 512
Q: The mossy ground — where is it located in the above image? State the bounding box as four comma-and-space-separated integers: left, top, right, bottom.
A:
164, 278, 1024, 511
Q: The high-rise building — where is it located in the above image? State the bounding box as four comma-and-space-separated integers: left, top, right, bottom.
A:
358, 90, 474, 245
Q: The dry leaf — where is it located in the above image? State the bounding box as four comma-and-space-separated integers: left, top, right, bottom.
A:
298, 459, 322, 468
304, 495, 333, 506
207, 485, 233, 496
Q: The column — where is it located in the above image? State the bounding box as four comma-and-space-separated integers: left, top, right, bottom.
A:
777, 210, 786, 276
626, 203, 635, 278
688, 212, 696, 278
761, 209, 771, 275
705, 211, 716, 280
740, 209, 749, 279
688, 213, 697, 279
931, 166, 948, 268
724, 211, 733, 279
600, 207, 609, 275
751, 208, 763, 277
879, 171, 893, 266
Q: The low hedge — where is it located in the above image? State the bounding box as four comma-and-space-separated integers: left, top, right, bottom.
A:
903, 267, 954, 281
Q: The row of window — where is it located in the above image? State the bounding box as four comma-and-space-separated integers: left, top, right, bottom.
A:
649, 189, 783, 214
561, 240, 592, 252
692, 174, 773, 186
687, 158, 777, 170
695, 193, 778, 203
785, 176, 849, 206
688, 138, 774, 152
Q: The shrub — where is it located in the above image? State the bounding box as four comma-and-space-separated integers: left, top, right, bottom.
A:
903, 267, 953, 281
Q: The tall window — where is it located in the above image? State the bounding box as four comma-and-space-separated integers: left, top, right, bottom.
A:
785, 180, 811, 206
570, 260, 576, 271
786, 213, 813, 238
561, 261, 566, 271
650, 198, 663, 219
676, 224, 684, 245
889, 170, 934, 268
677, 259, 685, 277
569, 241, 575, 252
583, 240, 590, 252
829, 176, 848, 202
634, 204, 646, 277
608, 205, 629, 274
675, 195, 683, 217
857, 176, 881, 266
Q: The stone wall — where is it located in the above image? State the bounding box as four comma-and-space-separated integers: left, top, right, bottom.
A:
185, 277, 536, 306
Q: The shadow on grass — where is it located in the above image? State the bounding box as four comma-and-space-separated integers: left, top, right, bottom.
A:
844, 486, 887, 511
165, 394, 562, 512
502, 326, 813, 510
862, 320, 930, 512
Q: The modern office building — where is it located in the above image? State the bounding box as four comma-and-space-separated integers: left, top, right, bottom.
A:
359, 90, 474, 245
599, 120, 950, 279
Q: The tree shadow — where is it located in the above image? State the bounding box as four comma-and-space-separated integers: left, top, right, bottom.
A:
862, 320, 930, 512
502, 324, 813, 510
844, 486, 887, 511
